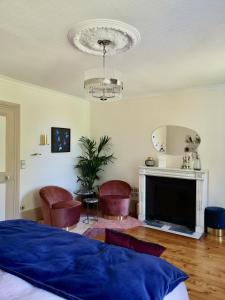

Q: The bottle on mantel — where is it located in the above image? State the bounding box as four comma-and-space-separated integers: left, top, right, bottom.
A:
193, 153, 201, 171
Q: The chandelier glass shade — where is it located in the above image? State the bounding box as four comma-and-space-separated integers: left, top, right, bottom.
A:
84, 68, 123, 101
84, 40, 123, 101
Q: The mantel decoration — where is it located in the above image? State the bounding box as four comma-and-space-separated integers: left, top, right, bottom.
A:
75, 136, 115, 193
68, 19, 141, 101
184, 134, 201, 170
145, 157, 155, 167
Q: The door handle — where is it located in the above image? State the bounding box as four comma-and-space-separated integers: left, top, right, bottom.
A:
5, 175, 10, 181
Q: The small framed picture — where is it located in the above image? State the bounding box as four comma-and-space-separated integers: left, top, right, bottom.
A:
51, 127, 71, 153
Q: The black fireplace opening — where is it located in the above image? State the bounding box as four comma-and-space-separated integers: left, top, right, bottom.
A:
145, 176, 196, 230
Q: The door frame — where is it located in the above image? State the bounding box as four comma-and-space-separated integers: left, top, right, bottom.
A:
0, 100, 20, 219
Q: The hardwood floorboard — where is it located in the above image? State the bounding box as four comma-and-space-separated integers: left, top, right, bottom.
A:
95, 226, 225, 300
126, 227, 225, 300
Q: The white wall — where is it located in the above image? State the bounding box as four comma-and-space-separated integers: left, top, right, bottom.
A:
0, 115, 6, 219
0, 76, 90, 211
90, 87, 225, 208
0, 75, 224, 211
0, 115, 6, 172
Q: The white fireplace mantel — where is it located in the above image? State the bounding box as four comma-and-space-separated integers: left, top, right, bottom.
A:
139, 166, 208, 239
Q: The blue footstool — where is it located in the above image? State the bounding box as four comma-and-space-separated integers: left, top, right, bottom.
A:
205, 206, 225, 237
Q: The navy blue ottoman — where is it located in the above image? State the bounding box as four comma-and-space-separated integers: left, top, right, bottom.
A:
205, 207, 225, 237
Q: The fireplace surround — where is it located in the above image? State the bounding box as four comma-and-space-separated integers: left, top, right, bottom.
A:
139, 167, 208, 239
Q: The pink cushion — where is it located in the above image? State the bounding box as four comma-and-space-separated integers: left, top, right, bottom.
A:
100, 195, 129, 201
105, 229, 165, 257
52, 199, 81, 209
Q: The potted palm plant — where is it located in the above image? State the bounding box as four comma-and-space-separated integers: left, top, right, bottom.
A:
75, 136, 115, 194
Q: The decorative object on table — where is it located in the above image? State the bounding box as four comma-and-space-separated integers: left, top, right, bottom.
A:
182, 133, 201, 170
181, 155, 191, 169
75, 136, 115, 194
193, 152, 201, 170
51, 127, 70, 153
39, 134, 49, 145
82, 197, 99, 224
68, 19, 140, 101
99, 180, 131, 220
105, 229, 166, 257
145, 157, 155, 167
205, 206, 225, 237
184, 134, 201, 153
39, 186, 81, 228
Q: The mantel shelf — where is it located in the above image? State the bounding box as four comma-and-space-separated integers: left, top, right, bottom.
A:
139, 166, 208, 181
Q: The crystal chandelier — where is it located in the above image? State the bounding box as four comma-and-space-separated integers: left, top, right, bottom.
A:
68, 19, 141, 102
84, 40, 123, 101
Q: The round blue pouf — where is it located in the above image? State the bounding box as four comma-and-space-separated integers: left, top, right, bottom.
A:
205, 206, 225, 229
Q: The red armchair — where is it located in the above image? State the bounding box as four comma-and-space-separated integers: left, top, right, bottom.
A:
39, 186, 81, 228
99, 180, 131, 220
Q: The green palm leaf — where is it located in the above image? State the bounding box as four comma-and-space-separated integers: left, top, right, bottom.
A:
75, 136, 115, 191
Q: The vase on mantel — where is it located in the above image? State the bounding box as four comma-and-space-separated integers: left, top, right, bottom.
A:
145, 157, 155, 167
193, 153, 201, 171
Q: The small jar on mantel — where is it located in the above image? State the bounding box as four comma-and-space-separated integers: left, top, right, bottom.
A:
145, 157, 155, 167
193, 153, 201, 171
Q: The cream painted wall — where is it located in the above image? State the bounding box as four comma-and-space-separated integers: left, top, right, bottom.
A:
0, 115, 6, 219
0, 115, 6, 172
90, 87, 225, 208
0, 76, 90, 211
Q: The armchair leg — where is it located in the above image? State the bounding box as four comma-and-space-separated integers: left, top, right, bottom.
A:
64, 225, 77, 231
103, 215, 127, 221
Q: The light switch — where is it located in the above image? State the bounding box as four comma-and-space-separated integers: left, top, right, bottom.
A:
20, 160, 26, 169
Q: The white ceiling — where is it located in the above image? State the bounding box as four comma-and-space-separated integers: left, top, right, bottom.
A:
1, 0, 225, 99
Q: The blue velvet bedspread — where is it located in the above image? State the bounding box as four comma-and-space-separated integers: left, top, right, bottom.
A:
0, 220, 188, 300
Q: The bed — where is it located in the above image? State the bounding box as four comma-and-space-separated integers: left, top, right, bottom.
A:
0, 220, 189, 300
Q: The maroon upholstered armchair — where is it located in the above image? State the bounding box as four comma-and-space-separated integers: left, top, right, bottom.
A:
39, 186, 81, 228
99, 180, 131, 220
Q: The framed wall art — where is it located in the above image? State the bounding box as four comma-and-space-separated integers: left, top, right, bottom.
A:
51, 127, 71, 153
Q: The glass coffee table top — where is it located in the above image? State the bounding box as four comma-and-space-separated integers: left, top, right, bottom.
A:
83, 198, 98, 204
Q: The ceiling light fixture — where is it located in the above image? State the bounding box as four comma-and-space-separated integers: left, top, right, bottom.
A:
68, 19, 141, 101
84, 39, 122, 101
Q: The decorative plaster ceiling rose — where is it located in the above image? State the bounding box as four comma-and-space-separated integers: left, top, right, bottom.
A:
68, 19, 141, 56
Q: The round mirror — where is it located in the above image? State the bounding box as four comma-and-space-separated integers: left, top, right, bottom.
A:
152, 125, 201, 155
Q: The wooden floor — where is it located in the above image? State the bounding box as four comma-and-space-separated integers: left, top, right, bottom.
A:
95, 226, 225, 300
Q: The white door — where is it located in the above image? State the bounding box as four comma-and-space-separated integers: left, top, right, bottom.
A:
0, 101, 20, 220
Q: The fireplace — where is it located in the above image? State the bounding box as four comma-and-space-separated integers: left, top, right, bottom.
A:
139, 167, 208, 239
146, 176, 196, 230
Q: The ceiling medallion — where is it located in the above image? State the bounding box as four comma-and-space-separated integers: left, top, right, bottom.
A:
68, 19, 141, 56
68, 19, 141, 101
